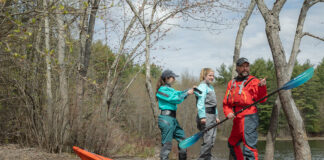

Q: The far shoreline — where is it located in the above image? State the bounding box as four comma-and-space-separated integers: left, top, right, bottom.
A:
217, 136, 324, 141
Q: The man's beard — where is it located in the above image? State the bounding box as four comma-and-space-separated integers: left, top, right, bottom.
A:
240, 71, 249, 77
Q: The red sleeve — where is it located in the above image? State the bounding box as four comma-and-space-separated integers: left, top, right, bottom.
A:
223, 80, 234, 117
251, 78, 268, 103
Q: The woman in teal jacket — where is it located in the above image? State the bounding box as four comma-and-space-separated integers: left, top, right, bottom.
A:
195, 68, 220, 160
156, 69, 194, 160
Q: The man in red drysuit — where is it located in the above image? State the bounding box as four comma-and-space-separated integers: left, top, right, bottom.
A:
223, 57, 267, 160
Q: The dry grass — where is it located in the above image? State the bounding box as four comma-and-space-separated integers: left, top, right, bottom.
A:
0, 144, 161, 160
0, 144, 79, 160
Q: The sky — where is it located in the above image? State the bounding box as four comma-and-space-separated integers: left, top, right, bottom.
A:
94, 1, 324, 78
149, 1, 324, 77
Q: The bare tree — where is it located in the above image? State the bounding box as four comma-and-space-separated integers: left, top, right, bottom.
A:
125, 0, 160, 121
99, 0, 146, 120
42, 0, 55, 151
125, 0, 238, 122
55, 5, 69, 153
231, 0, 256, 79
76, 0, 101, 123
255, 0, 324, 159
264, 0, 324, 159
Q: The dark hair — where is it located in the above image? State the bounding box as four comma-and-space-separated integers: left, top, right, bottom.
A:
156, 77, 167, 100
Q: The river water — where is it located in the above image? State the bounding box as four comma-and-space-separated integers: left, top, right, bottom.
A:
187, 140, 324, 160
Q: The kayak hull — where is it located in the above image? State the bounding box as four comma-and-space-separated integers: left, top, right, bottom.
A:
73, 146, 113, 160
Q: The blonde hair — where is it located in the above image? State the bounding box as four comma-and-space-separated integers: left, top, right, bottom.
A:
199, 68, 214, 81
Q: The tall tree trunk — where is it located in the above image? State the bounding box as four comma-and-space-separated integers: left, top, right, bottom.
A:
144, 29, 159, 122
43, 0, 53, 122
264, 1, 318, 159
231, 0, 256, 79
264, 97, 281, 160
266, 17, 311, 160
256, 1, 311, 159
43, 0, 54, 150
84, 0, 100, 74
76, 0, 100, 129
76, 0, 90, 127
56, 9, 68, 153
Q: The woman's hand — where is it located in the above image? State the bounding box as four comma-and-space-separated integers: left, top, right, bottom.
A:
200, 118, 206, 125
216, 118, 220, 123
187, 88, 194, 95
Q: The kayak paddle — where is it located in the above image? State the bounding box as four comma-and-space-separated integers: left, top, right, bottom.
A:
179, 67, 314, 149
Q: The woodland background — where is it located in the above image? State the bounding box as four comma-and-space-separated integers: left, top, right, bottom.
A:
0, 0, 323, 159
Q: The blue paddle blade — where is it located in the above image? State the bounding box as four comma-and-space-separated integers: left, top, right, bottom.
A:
282, 67, 314, 90
179, 132, 203, 149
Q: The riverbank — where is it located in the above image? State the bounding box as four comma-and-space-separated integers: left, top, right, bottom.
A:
258, 136, 324, 141
217, 136, 324, 141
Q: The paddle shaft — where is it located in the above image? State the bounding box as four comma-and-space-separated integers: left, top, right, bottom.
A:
203, 87, 282, 133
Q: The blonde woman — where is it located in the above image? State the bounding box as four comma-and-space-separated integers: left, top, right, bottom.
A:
195, 68, 220, 160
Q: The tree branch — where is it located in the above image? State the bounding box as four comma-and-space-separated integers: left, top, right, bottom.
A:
303, 32, 324, 41
256, 0, 270, 19
287, 0, 317, 76
149, 0, 159, 27
125, 0, 147, 29
232, 0, 256, 79
273, 0, 287, 13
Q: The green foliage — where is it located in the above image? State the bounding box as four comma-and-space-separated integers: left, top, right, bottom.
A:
215, 63, 232, 84
291, 60, 323, 134
258, 104, 273, 134
141, 63, 162, 79
89, 41, 115, 83
89, 41, 162, 85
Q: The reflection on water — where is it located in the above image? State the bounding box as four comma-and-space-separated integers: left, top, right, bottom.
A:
187, 140, 324, 160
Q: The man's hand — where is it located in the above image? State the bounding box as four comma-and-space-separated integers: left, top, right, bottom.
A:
227, 113, 235, 119
216, 118, 220, 123
259, 78, 266, 86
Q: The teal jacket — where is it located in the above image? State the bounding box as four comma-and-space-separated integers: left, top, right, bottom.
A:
156, 85, 188, 111
195, 81, 218, 119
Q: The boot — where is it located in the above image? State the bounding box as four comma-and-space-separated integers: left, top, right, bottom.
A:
160, 142, 172, 160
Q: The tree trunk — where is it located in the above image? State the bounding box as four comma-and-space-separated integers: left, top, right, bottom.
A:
43, 0, 54, 151
76, 0, 100, 128
83, 0, 100, 76
231, 0, 256, 79
43, 0, 53, 123
262, 9, 311, 160
264, 97, 281, 160
76, 0, 90, 126
56, 9, 68, 153
144, 29, 159, 122
264, 1, 317, 159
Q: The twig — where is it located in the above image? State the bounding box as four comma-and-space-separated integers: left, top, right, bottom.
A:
303, 32, 324, 42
